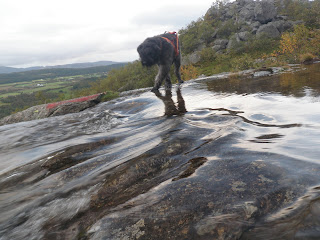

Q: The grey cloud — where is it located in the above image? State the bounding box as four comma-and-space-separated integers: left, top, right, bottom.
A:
0, 1, 212, 67
132, 5, 206, 28
0, 39, 102, 67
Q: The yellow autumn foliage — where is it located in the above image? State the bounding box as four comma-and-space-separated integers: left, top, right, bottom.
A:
271, 24, 320, 62
180, 65, 199, 81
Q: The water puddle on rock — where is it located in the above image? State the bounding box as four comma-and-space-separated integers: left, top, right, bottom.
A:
0, 63, 320, 239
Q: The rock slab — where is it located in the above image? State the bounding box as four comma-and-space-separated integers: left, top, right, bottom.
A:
0, 93, 104, 126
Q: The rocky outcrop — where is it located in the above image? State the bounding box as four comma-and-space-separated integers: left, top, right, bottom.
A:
256, 22, 281, 38
207, 0, 282, 25
182, 51, 202, 65
254, 0, 277, 24
183, 0, 302, 63
238, 31, 251, 41
213, 39, 229, 52
0, 93, 105, 126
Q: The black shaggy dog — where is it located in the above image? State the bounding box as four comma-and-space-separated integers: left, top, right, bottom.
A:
137, 32, 184, 92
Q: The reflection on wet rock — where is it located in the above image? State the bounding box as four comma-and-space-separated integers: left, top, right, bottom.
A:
250, 133, 284, 143
154, 87, 187, 116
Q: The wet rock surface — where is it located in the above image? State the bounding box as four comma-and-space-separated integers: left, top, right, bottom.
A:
0, 93, 104, 126
0, 63, 320, 239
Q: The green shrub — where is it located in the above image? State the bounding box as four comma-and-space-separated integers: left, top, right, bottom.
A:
97, 61, 156, 92
230, 54, 255, 71
269, 24, 320, 63
277, 0, 320, 28
216, 19, 240, 39
200, 47, 216, 62
179, 20, 202, 54
101, 91, 119, 102
199, 22, 216, 44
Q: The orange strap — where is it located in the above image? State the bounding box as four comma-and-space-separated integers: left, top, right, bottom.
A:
161, 32, 179, 56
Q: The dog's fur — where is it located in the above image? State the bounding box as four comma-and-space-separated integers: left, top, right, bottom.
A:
137, 32, 183, 92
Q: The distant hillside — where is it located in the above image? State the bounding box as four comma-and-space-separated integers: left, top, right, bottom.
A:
0, 63, 127, 84
0, 66, 22, 74
0, 61, 123, 74
39, 61, 121, 69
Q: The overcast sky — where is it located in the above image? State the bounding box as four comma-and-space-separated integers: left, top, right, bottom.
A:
0, 0, 214, 68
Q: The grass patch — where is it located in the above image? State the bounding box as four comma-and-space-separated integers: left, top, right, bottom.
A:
101, 91, 120, 102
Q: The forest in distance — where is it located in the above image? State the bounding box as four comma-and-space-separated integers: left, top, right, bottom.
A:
0, 63, 125, 118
